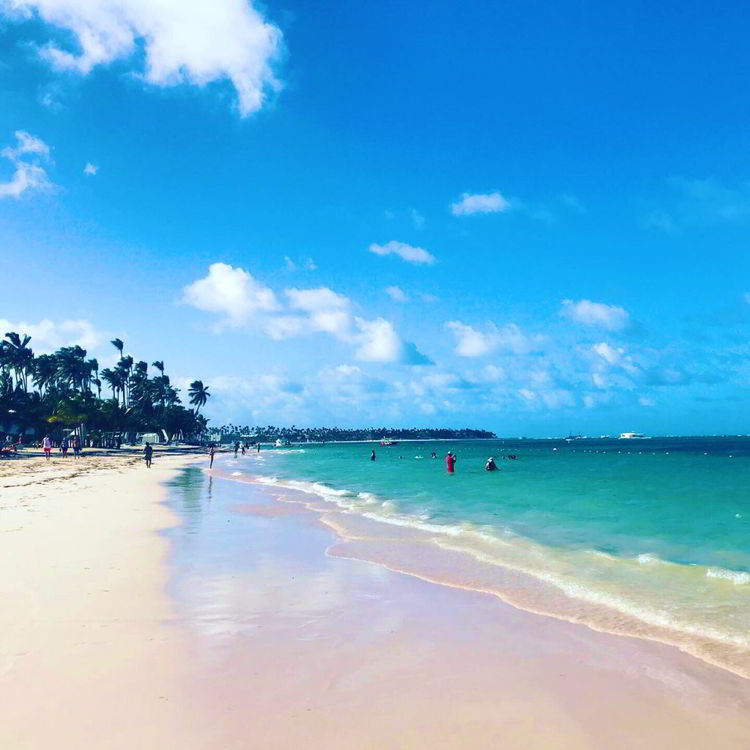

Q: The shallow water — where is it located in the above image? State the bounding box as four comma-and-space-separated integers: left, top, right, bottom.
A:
241, 437, 750, 677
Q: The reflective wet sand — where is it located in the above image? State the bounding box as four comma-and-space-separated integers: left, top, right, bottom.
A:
164, 461, 750, 748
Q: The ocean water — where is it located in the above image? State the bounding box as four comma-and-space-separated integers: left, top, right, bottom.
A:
235, 437, 750, 677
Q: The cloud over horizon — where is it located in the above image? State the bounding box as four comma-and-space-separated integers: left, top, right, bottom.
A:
182, 263, 432, 366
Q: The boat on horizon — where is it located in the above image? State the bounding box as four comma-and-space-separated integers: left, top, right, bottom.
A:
379, 437, 399, 446
619, 432, 649, 439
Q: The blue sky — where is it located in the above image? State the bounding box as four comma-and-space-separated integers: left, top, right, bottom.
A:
1, 0, 750, 435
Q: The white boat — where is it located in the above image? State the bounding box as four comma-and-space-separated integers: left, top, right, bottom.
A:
275, 438, 290, 447
619, 432, 647, 439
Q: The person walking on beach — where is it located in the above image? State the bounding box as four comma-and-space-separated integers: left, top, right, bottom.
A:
234, 441, 239, 458
256, 442, 261, 452
72, 436, 81, 459
371, 449, 376, 461
61, 437, 69, 457
444, 451, 456, 473
209, 445, 215, 469
42, 435, 52, 460
144, 442, 153, 468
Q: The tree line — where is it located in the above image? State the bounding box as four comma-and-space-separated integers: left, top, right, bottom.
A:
214, 425, 497, 443
0, 333, 211, 445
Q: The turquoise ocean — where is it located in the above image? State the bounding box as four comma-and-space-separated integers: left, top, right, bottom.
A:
240, 437, 750, 677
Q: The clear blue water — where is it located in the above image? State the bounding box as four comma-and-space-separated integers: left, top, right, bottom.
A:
242, 436, 750, 676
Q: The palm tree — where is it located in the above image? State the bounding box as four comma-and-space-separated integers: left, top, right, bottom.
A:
152, 360, 165, 375
4, 332, 33, 391
188, 380, 210, 413
111, 338, 124, 359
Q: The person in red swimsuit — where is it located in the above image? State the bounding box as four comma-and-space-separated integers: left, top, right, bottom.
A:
444, 451, 456, 473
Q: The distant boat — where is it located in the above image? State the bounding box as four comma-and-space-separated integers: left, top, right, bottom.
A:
379, 437, 399, 446
565, 434, 584, 442
619, 432, 648, 439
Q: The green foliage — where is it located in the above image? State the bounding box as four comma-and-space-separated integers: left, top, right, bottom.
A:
0, 332, 210, 443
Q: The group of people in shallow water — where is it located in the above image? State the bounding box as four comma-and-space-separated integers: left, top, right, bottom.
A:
369, 449, 518, 473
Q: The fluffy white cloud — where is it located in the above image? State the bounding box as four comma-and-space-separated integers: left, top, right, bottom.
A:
83, 162, 98, 175
0, 318, 102, 353
368, 240, 436, 265
183, 264, 431, 365
3, 0, 283, 116
0, 130, 54, 198
385, 285, 409, 302
451, 191, 511, 216
561, 299, 630, 330
445, 321, 543, 357
445, 321, 495, 357
181, 262, 278, 327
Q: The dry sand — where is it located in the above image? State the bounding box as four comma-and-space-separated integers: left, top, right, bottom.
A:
2, 453, 750, 749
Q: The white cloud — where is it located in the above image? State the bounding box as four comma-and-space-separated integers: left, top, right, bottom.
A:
445, 321, 543, 357
354, 317, 403, 362
0, 130, 54, 198
561, 299, 630, 331
445, 321, 495, 357
181, 262, 278, 327
4, 0, 283, 116
183, 264, 431, 365
451, 191, 511, 216
83, 162, 98, 175
0, 318, 102, 353
385, 285, 409, 303
368, 240, 436, 265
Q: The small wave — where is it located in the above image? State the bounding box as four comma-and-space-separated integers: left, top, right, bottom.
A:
706, 567, 750, 585
637, 553, 666, 565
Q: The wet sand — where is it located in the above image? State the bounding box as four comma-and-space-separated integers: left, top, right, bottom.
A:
2, 453, 750, 748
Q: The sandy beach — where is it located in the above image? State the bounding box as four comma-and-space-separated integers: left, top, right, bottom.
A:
2, 451, 750, 749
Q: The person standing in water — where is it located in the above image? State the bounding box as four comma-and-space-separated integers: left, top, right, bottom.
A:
144, 442, 153, 468
444, 451, 456, 473
485, 456, 498, 471
256, 442, 261, 452
209, 445, 215, 469
370, 449, 376, 461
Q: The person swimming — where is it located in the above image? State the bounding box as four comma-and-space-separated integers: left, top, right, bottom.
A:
371, 449, 376, 461
485, 456, 498, 471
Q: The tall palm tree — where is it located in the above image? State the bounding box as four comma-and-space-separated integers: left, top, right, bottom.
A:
152, 360, 165, 375
4, 332, 33, 391
110, 338, 124, 360
188, 380, 210, 413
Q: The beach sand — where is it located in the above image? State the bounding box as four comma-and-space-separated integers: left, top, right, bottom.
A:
2, 453, 750, 748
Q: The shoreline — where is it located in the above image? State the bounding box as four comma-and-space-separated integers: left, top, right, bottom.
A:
3, 452, 749, 747
212, 463, 750, 683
